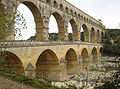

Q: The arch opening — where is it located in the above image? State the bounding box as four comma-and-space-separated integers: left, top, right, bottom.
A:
91, 27, 95, 42
36, 49, 59, 76
16, 2, 44, 40
69, 19, 78, 41
81, 24, 89, 42
81, 48, 89, 66
66, 7, 69, 14
0, 51, 24, 74
100, 47, 103, 56
101, 31, 104, 38
92, 47, 98, 62
97, 30, 100, 43
49, 12, 65, 41
60, 4, 64, 10
46, 0, 51, 4
65, 48, 77, 74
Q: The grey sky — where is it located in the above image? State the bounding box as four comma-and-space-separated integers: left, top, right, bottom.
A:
16, 0, 120, 40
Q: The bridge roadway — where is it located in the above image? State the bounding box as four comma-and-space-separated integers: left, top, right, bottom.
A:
0, 41, 102, 81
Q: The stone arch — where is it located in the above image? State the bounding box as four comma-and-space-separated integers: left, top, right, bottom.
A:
66, 7, 69, 14
70, 9, 73, 15
81, 48, 89, 66
53, 1, 58, 7
92, 47, 98, 62
36, 49, 59, 76
97, 30, 100, 43
2, 51, 24, 74
74, 12, 77, 17
100, 47, 103, 56
101, 31, 104, 38
81, 24, 89, 42
69, 19, 79, 41
81, 15, 83, 20
46, 0, 51, 4
0, 2, 4, 13
78, 14, 80, 19
65, 48, 77, 74
49, 12, 65, 41
91, 27, 95, 42
60, 4, 64, 10
19, 1, 44, 40
84, 17, 86, 22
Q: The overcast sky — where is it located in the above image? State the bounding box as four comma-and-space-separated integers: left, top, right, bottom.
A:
16, 0, 120, 40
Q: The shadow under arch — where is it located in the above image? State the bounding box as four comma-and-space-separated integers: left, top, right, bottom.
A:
92, 47, 98, 63
36, 49, 59, 78
49, 12, 65, 41
65, 48, 77, 74
81, 48, 89, 66
69, 19, 79, 41
81, 24, 89, 42
91, 27, 95, 42
0, 51, 24, 74
100, 47, 103, 56
19, 1, 44, 40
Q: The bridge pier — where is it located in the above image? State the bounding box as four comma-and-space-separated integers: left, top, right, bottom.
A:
36, 61, 67, 81
67, 60, 81, 75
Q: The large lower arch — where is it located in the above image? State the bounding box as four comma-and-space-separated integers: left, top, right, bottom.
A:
36, 49, 59, 78
81, 24, 89, 42
1, 51, 24, 74
92, 47, 98, 62
49, 12, 65, 41
19, 1, 44, 40
91, 27, 95, 42
81, 48, 89, 66
65, 48, 77, 74
69, 19, 79, 41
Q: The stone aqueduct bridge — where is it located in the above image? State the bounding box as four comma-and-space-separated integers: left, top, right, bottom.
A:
0, 0, 104, 81
1, 0, 105, 41
1, 41, 102, 81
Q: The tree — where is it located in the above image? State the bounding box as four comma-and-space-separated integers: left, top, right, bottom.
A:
101, 29, 120, 56
0, 5, 27, 68
98, 19, 106, 31
0, 10, 27, 40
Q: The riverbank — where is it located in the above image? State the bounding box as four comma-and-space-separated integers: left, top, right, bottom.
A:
52, 56, 119, 89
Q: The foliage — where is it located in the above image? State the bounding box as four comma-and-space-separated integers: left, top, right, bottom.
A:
49, 33, 58, 41
98, 19, 106, 31
101, 29, 120, 56
0, 68, 62, 89
28, 33, 73, 41
0, 9, 27, 67
0, 10, 27, 40
94, 59, 120, 89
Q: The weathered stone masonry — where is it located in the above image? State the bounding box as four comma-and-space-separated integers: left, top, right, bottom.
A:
0, 0, 105, 81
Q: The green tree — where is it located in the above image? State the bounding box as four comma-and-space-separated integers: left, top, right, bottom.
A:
98, 19, 106, 31
0, 9, 27, 68
101, 29, 120, 56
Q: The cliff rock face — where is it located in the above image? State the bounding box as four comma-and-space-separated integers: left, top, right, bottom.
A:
0, 75, 38, 89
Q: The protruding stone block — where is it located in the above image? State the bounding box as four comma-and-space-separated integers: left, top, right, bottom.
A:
25, 63, 35, 78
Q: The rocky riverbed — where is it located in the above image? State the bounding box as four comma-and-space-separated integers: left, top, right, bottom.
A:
52, 56, 118, 89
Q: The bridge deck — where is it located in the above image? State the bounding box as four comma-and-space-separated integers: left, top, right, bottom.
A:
0, 41, 102, 48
